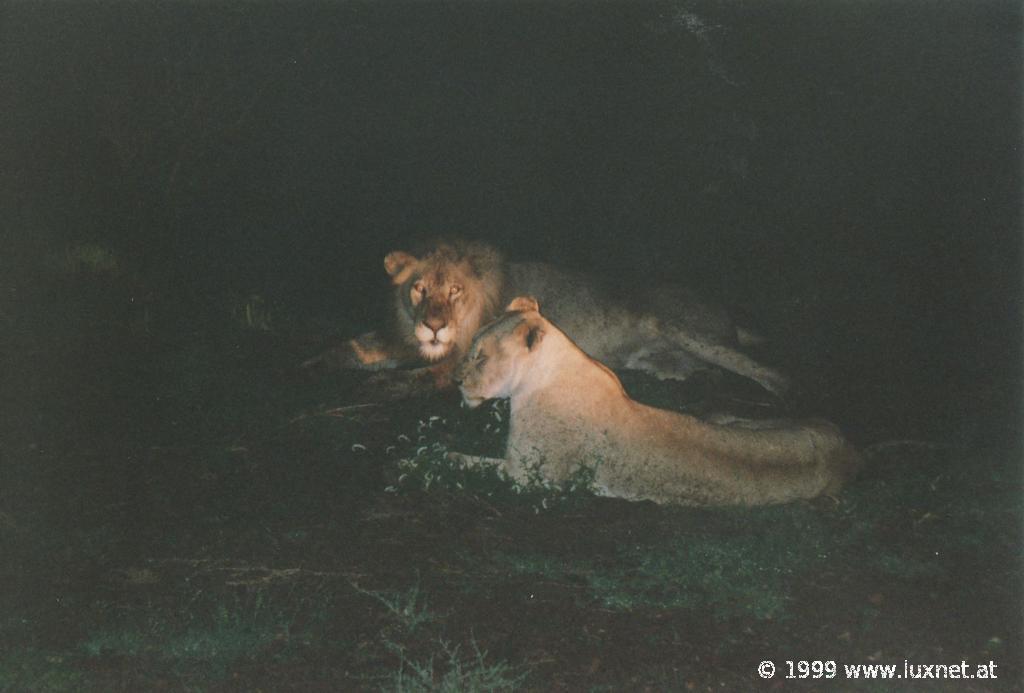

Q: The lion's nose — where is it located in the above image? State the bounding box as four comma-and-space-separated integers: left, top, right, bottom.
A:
423, 317, 446, 334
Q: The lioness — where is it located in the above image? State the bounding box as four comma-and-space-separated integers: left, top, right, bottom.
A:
450, 297, 862, 506
305, 239, 789, 397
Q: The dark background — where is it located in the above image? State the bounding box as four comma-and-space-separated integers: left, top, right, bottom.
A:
3, 0, 1020, 445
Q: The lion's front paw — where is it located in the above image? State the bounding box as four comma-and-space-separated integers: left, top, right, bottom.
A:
302, 332, 403, 375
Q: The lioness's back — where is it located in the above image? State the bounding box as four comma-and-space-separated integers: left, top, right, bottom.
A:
458, 300, 862, 507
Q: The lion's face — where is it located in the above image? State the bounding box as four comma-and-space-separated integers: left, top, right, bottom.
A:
455, 298, 545, 408
385, 244, 502, 363
404, 269, 465, 362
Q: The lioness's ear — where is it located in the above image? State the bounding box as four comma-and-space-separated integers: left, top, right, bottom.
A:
384, 251, 418, 285
515, 321, 545, 351
506, 296, 540, 314
525, 324, 544, 351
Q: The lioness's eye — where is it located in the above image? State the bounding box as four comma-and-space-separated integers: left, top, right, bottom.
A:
449, 285, 462, 297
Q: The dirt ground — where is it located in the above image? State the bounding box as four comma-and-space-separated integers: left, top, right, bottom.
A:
1, 284, 1020, 691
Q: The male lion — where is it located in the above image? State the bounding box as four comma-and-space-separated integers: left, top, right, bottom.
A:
450, 297, 862, 506
304, 239, 789, 397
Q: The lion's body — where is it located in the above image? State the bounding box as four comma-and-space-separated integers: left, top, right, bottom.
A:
453, 299, 862, 507
306, 239, 788, 396
504, 261, 745, 381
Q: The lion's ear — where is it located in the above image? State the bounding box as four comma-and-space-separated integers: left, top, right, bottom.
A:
506, 296, 540, 314
384, 251, 418, 285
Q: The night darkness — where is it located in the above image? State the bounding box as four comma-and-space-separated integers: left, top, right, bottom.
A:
2, 1, 1022, 689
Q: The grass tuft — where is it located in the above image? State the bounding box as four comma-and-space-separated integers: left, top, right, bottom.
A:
79, 588, 331, 677
352, 581, 440, 635
386, 637, 527, 692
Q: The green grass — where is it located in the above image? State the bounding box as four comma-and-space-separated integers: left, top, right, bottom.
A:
480, 445, 1022, 623
488, 505, 832, 620
230, 292, 276, 331
79, 588, 332, 679
386, 637, 528, 692
352, 581, 440, 635
384, 419, 600, 514
0, 650, 86, 693
3, 277, 1019, 690
44, 242, 120, 277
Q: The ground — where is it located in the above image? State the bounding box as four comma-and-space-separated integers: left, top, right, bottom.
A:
0, 279, 1020, 691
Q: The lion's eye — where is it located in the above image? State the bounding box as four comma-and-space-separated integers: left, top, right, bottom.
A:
411, 282, 427, 304
449, 285, 462, 297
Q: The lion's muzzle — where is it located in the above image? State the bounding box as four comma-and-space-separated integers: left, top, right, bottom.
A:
415, 321, 455, 361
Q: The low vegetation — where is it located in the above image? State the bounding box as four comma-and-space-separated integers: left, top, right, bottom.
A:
0, 279, 1019, 690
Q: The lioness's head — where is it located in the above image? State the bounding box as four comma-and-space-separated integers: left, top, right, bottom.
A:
454, 296, 546, 408
384, 241, 504, 363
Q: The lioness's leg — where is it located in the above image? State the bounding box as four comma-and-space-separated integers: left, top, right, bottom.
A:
302, 331, 402, 372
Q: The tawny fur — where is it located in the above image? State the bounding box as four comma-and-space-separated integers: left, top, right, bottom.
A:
452, 298, 862, 507
387, 240, 504, 365
304, 239, 790, 397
